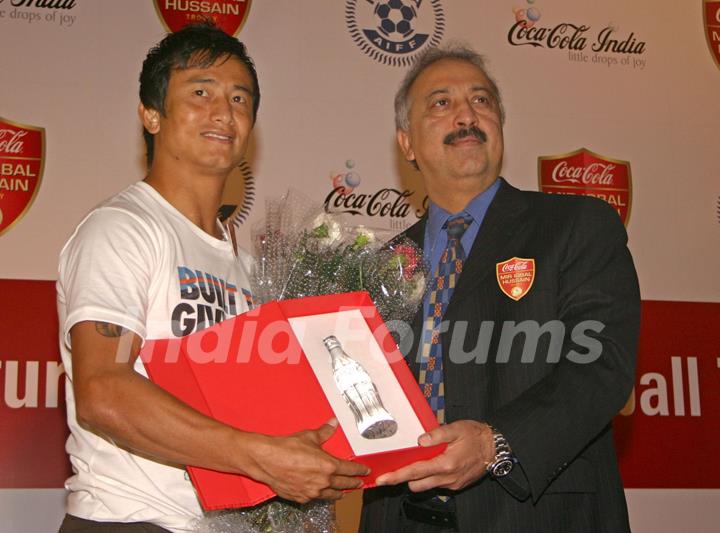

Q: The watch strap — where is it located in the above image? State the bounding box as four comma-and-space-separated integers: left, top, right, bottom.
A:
486, 425, 530, 501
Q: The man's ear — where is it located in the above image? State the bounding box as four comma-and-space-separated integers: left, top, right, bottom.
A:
396, 128, 416, 163
139, 103, 161, 134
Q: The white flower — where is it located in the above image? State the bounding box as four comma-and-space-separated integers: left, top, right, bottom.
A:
310, 213, 343, 247
352, 225, 376, 248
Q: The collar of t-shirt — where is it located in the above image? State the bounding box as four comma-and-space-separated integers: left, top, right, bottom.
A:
422, 178, 501, 276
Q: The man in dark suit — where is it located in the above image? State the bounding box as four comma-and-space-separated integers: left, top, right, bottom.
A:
360, 45, 639, 532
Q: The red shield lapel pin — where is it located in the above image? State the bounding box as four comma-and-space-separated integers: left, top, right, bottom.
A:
154, 0, 252, 35
704, 0, 720, 70
496, 257, 535, 301
0, 117, 45, 237
538, 147, 632, 226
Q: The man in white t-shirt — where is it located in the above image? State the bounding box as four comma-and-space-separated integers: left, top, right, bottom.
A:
57, 22, 368, 532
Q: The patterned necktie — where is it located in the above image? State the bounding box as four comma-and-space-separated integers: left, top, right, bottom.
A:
419, 213, 473, 424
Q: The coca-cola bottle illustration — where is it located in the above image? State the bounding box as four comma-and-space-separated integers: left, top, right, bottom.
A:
322, 335, 398, 439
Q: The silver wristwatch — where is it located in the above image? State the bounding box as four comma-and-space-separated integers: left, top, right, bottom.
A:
487, 427, 516, 478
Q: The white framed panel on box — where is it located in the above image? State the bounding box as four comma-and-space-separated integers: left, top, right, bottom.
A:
288, 309, 426, 456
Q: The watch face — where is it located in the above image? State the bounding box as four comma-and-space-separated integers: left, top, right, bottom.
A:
492, 459, 514, 478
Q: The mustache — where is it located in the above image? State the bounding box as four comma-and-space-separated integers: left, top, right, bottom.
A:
443, 126, 488, 145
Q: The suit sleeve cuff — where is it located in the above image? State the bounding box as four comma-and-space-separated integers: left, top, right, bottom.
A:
494, 458, 531, 501
487, 427, 531, 501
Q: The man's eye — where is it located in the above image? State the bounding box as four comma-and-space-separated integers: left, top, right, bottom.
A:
232, 95, 247, 104
433, 98, 449, 107
473, 95, 490, 105
194, 89, 208, 97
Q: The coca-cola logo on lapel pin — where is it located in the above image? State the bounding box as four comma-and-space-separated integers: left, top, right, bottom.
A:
496, 257, 535, 301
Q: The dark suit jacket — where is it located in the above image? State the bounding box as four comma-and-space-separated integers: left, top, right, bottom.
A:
361, 179, 639, 533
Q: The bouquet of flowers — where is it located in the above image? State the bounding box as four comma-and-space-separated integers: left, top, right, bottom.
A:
195, 500, 333, 533
251, 191, 428, 326
197, 191, 428, 533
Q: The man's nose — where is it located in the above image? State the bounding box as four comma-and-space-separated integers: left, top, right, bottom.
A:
454, 99, 477, 128
211, 96, 234, 124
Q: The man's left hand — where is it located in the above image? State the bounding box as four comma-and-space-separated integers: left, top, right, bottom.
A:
375, 420, 495, 492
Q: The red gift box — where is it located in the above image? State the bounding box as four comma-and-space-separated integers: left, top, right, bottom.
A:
141, 291, 445, 510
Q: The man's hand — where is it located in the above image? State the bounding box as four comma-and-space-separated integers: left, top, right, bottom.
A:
246, 419, 371, 503
70, 322, 368, 504
375, 420, 495, 492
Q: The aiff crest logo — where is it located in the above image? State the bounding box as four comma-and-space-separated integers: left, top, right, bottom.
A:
346, 0, 445, 66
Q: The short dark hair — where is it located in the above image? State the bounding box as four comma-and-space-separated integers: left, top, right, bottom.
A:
139, 21, 260, 166
394, 43, 505, 130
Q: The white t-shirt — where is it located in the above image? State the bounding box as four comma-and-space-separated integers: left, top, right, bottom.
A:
57, 182, 254, 532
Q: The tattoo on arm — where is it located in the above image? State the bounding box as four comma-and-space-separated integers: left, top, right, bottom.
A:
95, 321, 128, 338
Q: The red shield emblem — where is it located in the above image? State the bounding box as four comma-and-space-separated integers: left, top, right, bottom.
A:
704, 0, 720, 70
538, 148, 632, 225
496, 257, 535, 301
154, 0, 252, 35
0, 117, 45, 237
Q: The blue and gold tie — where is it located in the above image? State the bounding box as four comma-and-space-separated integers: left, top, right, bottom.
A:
418, 213, 473, 424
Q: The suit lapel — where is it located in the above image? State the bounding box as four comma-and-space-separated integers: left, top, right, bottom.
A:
448, 179, 530, 310
400, 182, 530, 377
439, 181, 530, 421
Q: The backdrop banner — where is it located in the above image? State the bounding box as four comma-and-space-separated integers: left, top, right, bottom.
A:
1, 1, 718, 531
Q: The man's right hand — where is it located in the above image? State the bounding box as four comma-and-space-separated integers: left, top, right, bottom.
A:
244, 419, 370, 503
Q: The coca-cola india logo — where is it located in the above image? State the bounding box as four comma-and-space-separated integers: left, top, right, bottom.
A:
508, 23, 646, 55
0, 0, 76, 7
0, 0, 77, 28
